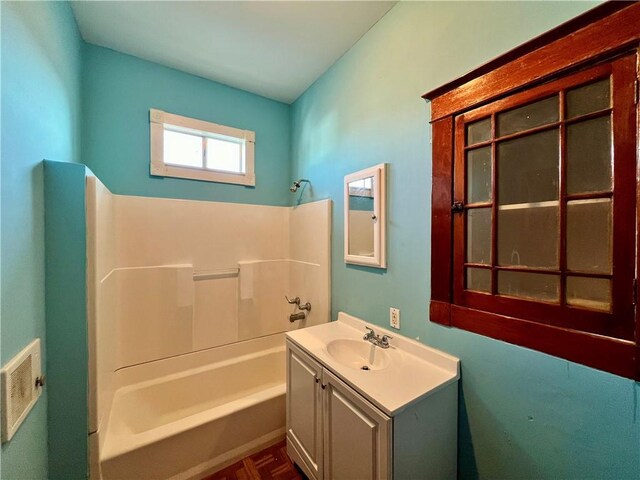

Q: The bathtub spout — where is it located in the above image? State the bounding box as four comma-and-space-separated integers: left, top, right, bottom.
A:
289, 312, 306, 322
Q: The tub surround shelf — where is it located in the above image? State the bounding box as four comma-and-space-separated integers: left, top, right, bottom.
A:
193, 268, 239, 281
286, 312, 459, 416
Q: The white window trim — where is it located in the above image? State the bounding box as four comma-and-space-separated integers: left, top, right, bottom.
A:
150, 109, 256, 186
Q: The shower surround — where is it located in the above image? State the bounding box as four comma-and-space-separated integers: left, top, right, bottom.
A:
85, 174, 331, 479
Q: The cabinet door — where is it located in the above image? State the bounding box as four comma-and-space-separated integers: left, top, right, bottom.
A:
286, 341, 324, 479
322, 369, 392, 480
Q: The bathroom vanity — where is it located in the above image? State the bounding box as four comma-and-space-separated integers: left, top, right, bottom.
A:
285, 313, 460, 480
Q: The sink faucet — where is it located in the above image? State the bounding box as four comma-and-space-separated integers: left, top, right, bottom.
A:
363, 326, 393, 349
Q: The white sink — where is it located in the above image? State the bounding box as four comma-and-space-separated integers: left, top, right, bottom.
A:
287, 312, 460, 415
326, 339, 391, 371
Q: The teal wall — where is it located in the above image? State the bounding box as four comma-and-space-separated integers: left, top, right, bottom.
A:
43, 161, 89, 480
4, 2, 640, 479
82, 44, 292, 206
1, 2, 82, 479
292, 2, 640, 479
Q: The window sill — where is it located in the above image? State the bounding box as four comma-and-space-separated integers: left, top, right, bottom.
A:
430, 300, 638, 380
151, 161, 255, 187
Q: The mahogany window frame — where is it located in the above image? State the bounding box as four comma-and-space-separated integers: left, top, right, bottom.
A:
423, 1, 640, 380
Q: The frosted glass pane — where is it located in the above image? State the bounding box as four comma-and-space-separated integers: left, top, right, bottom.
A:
497, 96, 558, 137
498, 129, 559, 205
567, 199, 612, 274
466, 147, 492, 204
498, 204, 558, 268
566, 276, 611, 312
567, 116, 611, 194
498, 271, 559, 302
567, 78, 610, 119
467, 208, 491, 264
466, 118, 491, 145
164, 130, 202, 167
467, 268, 491, 292
206, 138, 242, 173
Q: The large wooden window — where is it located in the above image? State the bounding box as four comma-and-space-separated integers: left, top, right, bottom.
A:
423, 2, 640, 379
455, 58, 636, 340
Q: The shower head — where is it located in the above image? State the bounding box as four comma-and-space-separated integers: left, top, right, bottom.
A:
290, 179, 309, 193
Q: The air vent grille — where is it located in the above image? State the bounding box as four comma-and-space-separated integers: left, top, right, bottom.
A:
1, 339, 42, 443
10, 358, 33, 429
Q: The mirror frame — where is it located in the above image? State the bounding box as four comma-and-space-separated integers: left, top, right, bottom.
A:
344, 163, 387, 268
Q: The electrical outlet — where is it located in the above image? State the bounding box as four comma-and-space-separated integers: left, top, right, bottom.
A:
390, 307, 400, 329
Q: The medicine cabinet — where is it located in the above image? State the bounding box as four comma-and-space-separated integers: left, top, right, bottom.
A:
344, 164, 387, 268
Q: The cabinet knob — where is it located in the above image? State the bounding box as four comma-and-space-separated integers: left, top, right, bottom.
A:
315, 377, 319, 383
321, 384, 326, 390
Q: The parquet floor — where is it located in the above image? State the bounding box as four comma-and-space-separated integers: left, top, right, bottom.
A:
203, 440, 306, 480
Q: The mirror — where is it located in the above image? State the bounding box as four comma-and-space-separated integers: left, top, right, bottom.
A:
344, 163, 386, 268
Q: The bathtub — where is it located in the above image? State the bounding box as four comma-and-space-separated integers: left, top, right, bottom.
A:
99, 335, 286, 480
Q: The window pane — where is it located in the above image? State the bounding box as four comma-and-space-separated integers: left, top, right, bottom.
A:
566, 276, 611, 312
567, 199, 612, 274
497, 96, 559, 137
498, 129, 559, 205
566, 78, 610, 119
466, 147, 492, 204
498, 203, 558, 268
206, 138, 242, 173
467, 268, 491, 293
466, 118, 491, 145
567, 116, 611, 195
498, 271, 559, 302
467, 208, 491, 264
164, 130, 203, 167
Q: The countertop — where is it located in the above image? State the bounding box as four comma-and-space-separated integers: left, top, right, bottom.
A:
286, 312, 460, 416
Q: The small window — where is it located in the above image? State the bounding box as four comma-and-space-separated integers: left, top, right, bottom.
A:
150, 109, 255, 186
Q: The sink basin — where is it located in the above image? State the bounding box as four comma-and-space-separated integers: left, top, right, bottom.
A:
326, 339, 391, 371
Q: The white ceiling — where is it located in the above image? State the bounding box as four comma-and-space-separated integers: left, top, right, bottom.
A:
71, 1, 396, 104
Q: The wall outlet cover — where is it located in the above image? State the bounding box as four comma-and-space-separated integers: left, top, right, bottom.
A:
390, 307, 400, 329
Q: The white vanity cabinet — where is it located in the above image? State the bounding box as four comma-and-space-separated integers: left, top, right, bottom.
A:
322, 368, 391, 480
285, 313, 460, 480
286, 342, 324, 479
287, 341, 391, 480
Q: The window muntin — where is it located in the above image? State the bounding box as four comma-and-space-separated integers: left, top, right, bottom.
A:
150, 109, 255, 186
453, 59, 635, 340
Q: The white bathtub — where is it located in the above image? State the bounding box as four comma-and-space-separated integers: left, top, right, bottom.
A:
99, 335, 286, 480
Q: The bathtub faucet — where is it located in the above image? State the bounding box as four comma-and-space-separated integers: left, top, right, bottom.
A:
289, 312, 306, 322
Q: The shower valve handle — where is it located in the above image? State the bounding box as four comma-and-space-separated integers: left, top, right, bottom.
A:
285, 296, 312, 312
285, 296, 301, 305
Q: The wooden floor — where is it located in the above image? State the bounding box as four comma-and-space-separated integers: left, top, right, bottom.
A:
203, 441, 306, 480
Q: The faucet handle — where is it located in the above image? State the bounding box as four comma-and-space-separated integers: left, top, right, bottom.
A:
285, 296, 300, 305
363, 326, 375, 340
381, 334, 393, 346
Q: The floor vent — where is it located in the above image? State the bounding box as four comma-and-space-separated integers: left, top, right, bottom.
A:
1, 339, 42, 443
